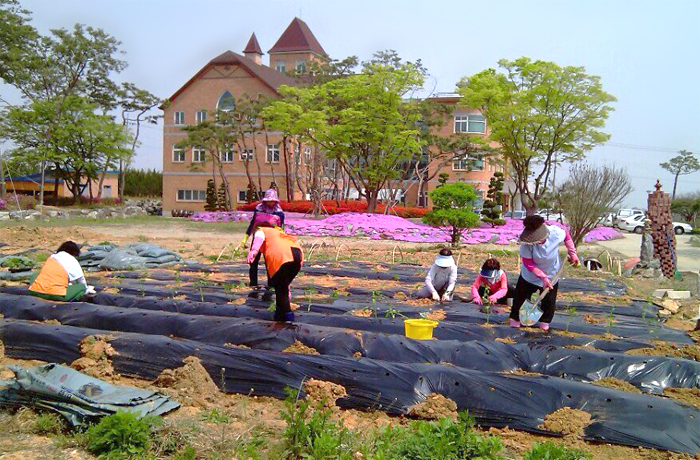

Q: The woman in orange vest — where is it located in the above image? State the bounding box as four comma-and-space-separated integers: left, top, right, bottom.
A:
246, 220, 303, 322
29, 241, 94, 301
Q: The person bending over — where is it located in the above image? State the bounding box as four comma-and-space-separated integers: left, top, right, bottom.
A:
246, 222, 303, 322
415, 248, 457, 301
471, 258, 515, 306
509, 216, 580, 331
29, 241, 95, 302
243, 188, 285, 287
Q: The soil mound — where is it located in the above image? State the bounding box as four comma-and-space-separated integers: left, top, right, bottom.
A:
71, 335, 117, 379
424, 309, 445, 320
352, 309, 373, 317
407, 393, 458, 420
626, 342, 700, 362
495, 337, 516, 344
303, 379, 347, 407
283, 340, 319, 355
593, 377, 641, 393
154, 356, 221, 408
539, 407, 591, 437
664, 388, 700, 409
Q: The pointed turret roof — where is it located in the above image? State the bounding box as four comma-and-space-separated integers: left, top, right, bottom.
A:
268, 17, 326, 56
243, 33, 263, 55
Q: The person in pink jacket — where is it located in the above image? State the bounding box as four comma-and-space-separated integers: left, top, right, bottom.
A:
470, 258, 514, 306
509, 215, 580, 331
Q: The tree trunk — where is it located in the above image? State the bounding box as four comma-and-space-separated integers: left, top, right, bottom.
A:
367, 189, 378, 213
311, 146, 322, 217
282, 137, 293, 201
39, 161, 46, 207
0, 155, 6, 199
672, 172, 679, 201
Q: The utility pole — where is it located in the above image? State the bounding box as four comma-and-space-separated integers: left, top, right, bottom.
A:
0, 150, 6, 199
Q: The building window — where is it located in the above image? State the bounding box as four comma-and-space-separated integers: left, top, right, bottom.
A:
452, 154, 485, 171
172, 147, 185, 163
196, 110, 207, 123
240, 148, 254, 161
174, 111, 185, 125
454, 114, 486, 134
294, 145, 301, 166
177, 189, 206, 202
275, 60, 286, 73
296, 59, 306, 72
304, 146, 312, 164
192, 148, 206, 163
217, 91, 235, 112
266, 144, 280, 163
220, 148, 234, 163
237, 190, 248, 202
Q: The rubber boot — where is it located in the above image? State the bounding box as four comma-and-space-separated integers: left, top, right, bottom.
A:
509, 318, 521, 328
283, 312, 295, 322
538, 322, 550, 331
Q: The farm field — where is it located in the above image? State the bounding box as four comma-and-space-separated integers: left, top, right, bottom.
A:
1, 217, 699, 460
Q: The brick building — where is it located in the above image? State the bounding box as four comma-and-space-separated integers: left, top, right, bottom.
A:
161, 18, 503, 213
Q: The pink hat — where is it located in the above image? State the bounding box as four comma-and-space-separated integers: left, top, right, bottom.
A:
262, 188, 279, 203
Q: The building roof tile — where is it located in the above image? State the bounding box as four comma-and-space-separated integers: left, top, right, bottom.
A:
268, 17, 326, 56
243, 33, 263, 55
165, 51, 299, 104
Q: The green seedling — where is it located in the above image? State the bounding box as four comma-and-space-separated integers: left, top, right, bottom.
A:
606, 307, 615, 335
564, 306, 578, 332
330, 289, 339, 300
268, 301, 276, 312
200, 408, 230, 424
483, 303, 492, 324
384, 307, 406, 319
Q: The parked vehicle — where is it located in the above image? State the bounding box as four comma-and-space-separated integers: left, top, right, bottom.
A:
619, 214, 694, 235
615, 209, 644, 228
503, 210, 526, 220
598, 212, 615, 227
619, 214, 646, 233
536, 209, 565, 223
673, 222, 694, 235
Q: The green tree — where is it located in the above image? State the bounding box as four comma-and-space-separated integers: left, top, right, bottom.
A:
123, 169, 162, 197
1, 96, 132, 203
217, 180, 229, 211
458, 57, 616, 214
481, 171, 505, 227
117, 83, 161, 200
671, 193, 700, 226
423, 182, 481, 246
660, 150, 699, 200
204, 179, 218, 211
264, 51, 428, 213
557, 163, 632, 245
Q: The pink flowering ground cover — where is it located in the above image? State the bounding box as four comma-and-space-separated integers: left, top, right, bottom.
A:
190, 211, 621, 245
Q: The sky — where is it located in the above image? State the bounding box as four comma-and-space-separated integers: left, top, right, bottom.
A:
5, 0, 700, 207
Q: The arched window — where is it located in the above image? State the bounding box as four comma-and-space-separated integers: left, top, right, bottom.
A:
217, 91, 235, 112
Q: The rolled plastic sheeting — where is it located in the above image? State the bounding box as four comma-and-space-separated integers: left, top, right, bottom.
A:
0, 363, 179, 426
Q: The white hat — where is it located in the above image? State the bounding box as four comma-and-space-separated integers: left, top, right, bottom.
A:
435, 255, 455, 268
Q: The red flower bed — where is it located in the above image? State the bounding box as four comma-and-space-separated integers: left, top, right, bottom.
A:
236, 200, 427, 218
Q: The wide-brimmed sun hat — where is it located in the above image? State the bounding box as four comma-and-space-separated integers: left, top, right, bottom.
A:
435, 254, 455, 268
519, 215, 549, 244
262, 188, 279, 202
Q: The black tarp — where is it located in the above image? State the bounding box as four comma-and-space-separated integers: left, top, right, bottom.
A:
0, 293, 698, 394
1, 319, 699, 454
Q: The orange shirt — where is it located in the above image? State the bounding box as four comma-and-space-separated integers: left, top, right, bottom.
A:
29, 257, 69, 296
259, 227, 303, 277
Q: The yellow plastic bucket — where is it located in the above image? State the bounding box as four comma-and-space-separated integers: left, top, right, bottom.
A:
404, 319, 438, 340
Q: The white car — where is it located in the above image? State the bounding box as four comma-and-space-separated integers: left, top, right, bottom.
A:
503, 210, 526, 220
615, 209, 644, 228
620, 214, 694, 235
536, 209, 565, 223
598, 212, 615, 227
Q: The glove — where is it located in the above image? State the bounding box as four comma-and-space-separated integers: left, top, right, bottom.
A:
441, 293, 451, 302
431, 292, 440, 301
542, 278, 554, 290
488, 295, 499, 304
85, 285, 96, 295
246, 251, 258, 264
568, 254, 580, 267
473, 296, 483, 305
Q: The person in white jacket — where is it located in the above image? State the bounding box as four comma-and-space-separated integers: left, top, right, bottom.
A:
414, 248, 458, 301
